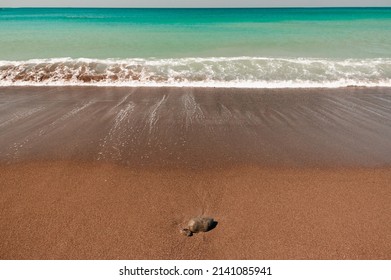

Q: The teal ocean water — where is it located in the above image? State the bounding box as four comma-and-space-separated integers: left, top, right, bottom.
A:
1, 8, 391, 87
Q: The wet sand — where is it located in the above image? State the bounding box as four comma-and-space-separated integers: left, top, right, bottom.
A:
0, 86, 391, 259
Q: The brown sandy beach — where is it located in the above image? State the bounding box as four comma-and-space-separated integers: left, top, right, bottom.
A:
0, 86, 391, 259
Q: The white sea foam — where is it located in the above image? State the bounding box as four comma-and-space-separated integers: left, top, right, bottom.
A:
1, 57, 391, 88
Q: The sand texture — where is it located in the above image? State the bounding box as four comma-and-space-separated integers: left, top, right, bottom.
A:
0, 86, 391, 259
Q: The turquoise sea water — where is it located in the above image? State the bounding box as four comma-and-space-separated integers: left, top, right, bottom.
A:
1, 8, 391, 87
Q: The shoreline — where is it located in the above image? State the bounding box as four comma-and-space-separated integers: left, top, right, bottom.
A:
1, 85, 391, 89
1, 86, 391, 259
1, 57, 390, 89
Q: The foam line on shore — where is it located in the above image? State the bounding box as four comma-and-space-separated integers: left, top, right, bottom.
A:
1, 57, 391, 88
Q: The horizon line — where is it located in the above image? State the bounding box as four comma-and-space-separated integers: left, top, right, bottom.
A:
1, 6, 391, 9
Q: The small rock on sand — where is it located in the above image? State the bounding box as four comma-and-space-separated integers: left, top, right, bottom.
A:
188, 217, 215, 233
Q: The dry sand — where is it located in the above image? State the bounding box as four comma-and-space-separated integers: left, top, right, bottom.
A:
0, 86, 391, 259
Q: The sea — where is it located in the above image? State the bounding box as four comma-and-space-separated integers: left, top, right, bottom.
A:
0, 7, 391, 88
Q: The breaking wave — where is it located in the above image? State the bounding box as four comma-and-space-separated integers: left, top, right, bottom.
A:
1, 57, 391, 88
